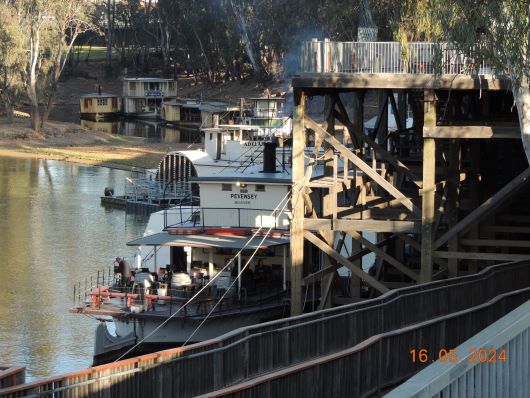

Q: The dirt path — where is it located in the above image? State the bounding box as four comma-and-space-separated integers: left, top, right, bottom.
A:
0, 118, 197, 170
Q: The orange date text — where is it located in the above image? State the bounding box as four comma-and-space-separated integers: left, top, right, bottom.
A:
409, 348, 507, 363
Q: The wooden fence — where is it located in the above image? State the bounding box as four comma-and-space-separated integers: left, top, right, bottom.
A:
2, 260, 530, 397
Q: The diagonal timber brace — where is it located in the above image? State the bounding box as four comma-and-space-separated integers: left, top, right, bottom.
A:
304, 230, 390, 293
345, 231, 419, 282
434, 167, 530, 250
305, 117, 421, 217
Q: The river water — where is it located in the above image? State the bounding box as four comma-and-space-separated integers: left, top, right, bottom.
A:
0, 157, 149, 381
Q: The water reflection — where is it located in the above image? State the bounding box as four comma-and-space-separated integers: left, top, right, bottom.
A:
80, 118, 201, 144
0, 157, 148, 381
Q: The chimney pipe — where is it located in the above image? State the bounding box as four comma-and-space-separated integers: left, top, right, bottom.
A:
262, 138, 278, 173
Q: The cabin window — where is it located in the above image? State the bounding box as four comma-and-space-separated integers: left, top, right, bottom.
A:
222, 184, 232, 191
209, 133, 213, 140
97, 98, 108, 106
128, 82, 135, 92
83, 98, 91, 107
255, 184, 265, 192
168, 82, 176, 91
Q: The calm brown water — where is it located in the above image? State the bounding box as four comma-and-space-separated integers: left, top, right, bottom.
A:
0, 157, 148, 381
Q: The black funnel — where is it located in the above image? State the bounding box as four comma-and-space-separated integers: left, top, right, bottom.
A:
262, 138, 278, 173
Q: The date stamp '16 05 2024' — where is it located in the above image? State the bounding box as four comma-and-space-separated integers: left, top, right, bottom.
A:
410, 348, 507, 364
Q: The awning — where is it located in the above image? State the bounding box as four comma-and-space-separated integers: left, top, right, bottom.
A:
127, 232, 289, 249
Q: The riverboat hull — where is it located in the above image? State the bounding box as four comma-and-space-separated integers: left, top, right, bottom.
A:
92, 302, 287, 364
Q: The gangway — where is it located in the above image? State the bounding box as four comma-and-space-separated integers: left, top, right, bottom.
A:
2, 260, 530, 397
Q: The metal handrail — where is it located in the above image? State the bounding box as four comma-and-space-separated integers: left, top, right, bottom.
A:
8, 260, 530, 397
300, 40, 495, 75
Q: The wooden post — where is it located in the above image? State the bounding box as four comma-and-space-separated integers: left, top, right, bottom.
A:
447, 140, 460, 277
421, 90, 436, 283
320, 95, 336, 309
350, 239, 361, 300
290, 89, 305, 316
352, 90, 365, 148
468, 141, 480, 273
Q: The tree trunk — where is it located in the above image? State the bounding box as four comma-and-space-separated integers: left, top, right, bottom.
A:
2, 100, 13, 123
105, 0, 114, 77
230, 0, 262, 81
30, 103, 40, 131
514, 76, 530, 166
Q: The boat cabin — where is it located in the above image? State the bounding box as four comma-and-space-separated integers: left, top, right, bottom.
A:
248, 96, 286, 119
123, 77, 177, 118
161, 99, 237, 128
79, 92, 120, 120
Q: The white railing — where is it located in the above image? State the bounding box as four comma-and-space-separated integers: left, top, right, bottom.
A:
300, 40, 495, 75
386, 298, 530, 397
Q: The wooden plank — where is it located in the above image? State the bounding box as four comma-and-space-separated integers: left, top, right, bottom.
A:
434, 251, 530, 261
420, 91, 436, 283
346, 231, 420, 282
304, 230, 390, 293
434, 167, 530, 250
482, 225, 530, 234
423, 125, 520, 139
304, 218, 421, 233
305, 117, 421, 216
292, 73, 510, 91
290, 89, 305, 316
460, 239, 530, 248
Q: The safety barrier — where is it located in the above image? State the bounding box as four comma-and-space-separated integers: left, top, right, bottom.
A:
2, 260, 530, 397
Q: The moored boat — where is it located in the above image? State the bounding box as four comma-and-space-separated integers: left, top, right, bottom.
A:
79, 92, 121, 120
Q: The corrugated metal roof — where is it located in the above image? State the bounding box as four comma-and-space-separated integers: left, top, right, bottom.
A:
127, 232, 289, 249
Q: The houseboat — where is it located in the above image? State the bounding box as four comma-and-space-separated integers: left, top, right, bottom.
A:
79, 92, 121, 120
161, 99, 239, 128
123, 77, 177, 119
73, 141, 294, 363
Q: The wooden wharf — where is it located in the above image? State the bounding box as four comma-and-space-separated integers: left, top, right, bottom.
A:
3, 40, 530, 397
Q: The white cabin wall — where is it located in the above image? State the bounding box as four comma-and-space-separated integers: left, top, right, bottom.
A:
204, 132, 218, 158
200, 183, 290, 229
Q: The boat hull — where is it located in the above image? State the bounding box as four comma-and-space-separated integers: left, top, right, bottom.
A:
93, 305, 286, 364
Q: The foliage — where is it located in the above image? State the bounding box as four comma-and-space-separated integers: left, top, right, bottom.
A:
430, 0, 529, 83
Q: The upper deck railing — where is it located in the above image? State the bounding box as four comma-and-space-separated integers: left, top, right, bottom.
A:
300, 40, 495, 75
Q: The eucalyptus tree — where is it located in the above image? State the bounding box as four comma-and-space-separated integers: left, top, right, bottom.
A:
0, 3, 25, 121
428, 1, 530, 164
11, 0, 93, 129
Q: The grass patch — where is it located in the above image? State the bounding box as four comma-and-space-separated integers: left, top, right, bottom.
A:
71, 46, 110, 61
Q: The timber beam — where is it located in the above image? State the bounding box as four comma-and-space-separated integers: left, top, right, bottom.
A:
304, 218, 421, 233
423, 125, 521, 139
434, 251, 530, 262
292, 73, 511, 91
304, 230, 390, 293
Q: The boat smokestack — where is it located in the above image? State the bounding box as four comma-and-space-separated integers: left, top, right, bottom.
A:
263, 138, 278, 173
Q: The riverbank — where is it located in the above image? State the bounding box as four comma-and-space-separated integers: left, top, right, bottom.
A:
0, 118, 198, 170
